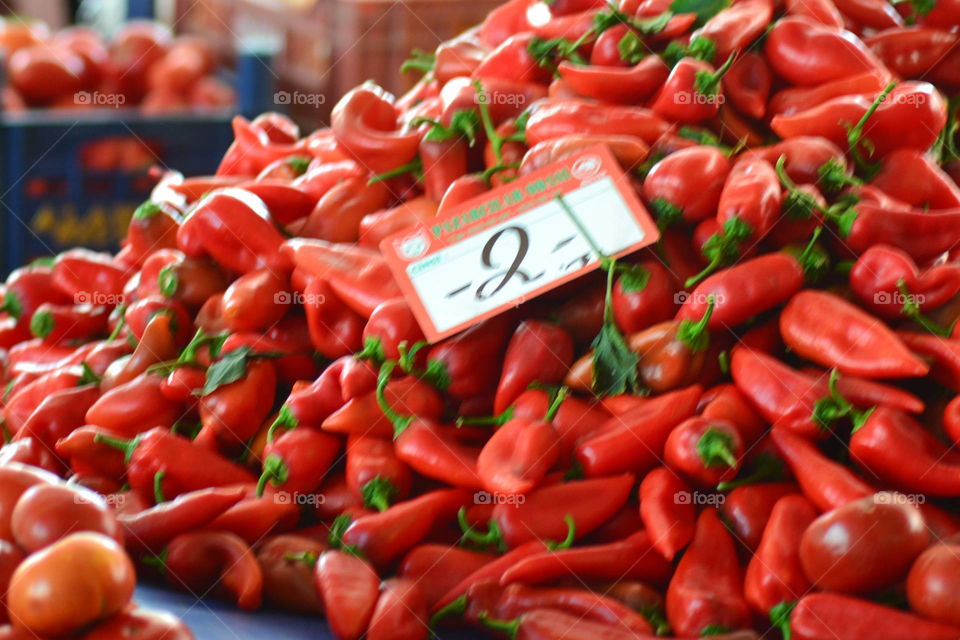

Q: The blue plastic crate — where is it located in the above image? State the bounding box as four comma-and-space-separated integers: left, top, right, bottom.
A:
0, 53, 275, 274
0, 109, 233, 272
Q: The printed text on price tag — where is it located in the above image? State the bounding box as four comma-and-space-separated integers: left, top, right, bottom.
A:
380, 146, 660, 342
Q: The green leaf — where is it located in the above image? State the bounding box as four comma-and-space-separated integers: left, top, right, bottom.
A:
201, 346, 254, 396
400, 48, 435, 75
669, 0, 729, 26
700, 624, 731, 636
632, 10, 673, 34
592, 320, 640, 396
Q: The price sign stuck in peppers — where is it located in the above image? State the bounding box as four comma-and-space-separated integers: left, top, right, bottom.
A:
381, 145, 661, 342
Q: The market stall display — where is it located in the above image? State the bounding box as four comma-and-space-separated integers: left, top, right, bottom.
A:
0, 0, 959, 638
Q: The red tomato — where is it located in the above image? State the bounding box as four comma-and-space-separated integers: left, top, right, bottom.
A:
7, 533, 135, 637
7, 45, 85, 106
109, 21, 171, 102
0, 464, 58, 542
907, 543, 960, 627
800, 493, 929, 593
10, 484, 121, 552
52, 27, 109, 89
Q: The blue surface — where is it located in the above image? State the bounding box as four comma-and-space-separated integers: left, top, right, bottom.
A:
136, 583, 488, 640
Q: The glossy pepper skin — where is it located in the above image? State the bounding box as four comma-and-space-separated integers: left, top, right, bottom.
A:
851, 408, 960, 497
743, 494, 816, 615
870, 149, 960, 210
666, 508, 751, 637
851, 245, 960, 322
764, 17, 885, 86
638, 467, 696, 560
781, 290, 928, 379
642, 146, 731, 226
771, 82, 947, 160
164, 531, 263, 611
330, 83, 421, 175
788, 594, 960, 640
493, 320, 573, 415
664, 416, 743, 487
315, 550, 381, 640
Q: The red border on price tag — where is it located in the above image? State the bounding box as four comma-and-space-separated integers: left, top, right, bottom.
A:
380, 145, 660, 342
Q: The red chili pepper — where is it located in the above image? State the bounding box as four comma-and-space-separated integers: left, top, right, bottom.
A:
483, 473, 634, 548
768, 69, 890, 118
291, 160, 365, 201
870, 149, 960, 210
85, 372, 181, 437
0, 437, 60, 474
526, 99, 673, 146
764, 17, 886, 86
478, 607, 659, 640
576, 385, 701, 476
498, 529, 671, 586
492, 321, 572, 414
52, 249, 128, 301
331, 84, 421, 175
17, 372, 95, 437
509, 388, 610, 458
366, 578, 428, 640
119, 486, 247, 554
721, 482, 800, 552
692, 0, 773, 60
557, 58, 668, 105
784, 0, 843, 26
477, 392, 565, 495
473, 33, 553, 84
427, 316, 514, 399
851, 407, 960, 497
744, 494, 816, 617
642, 145, 731, 226
340, 489, 468, 567
238, 181, 317, 227
638, 466, 696, 560
360, 299, 425, 363
302, 278, 365, 359
393, 419, 483, 489
945, 395, 960, 447
164, 531, 263, 611
283, 239, 402, 318
199, 356, 277, 449
400, 545, 493, 608
651, 54, 736, 124
300, 178, 392, 244
203, 489, 300, 543
850, 245, 960, 331
257, 428, 340, 497
829, 201, 960, 263
323, 376, 444, 439
315, 550, 381, 640
5, 366, 88, 435
482, 582, 655, 635
665, 508, 751, 637
55, 425, 127, 480
721, 52, 770, 120
435, 35, 490, 82
437, 174, 491, 215
771, 82, 947, 161
781, 290, 928, 379
26, 302, 109, 345
123, 201, 181, 267
177, 189, 291, 274
610, 259, 676, 334
771, 426, 873, 511
865, 27, 956, 77
220, 269, 290, 333
744, 137, 848, 185
344, 435, 412, 512
677, 248, 823, 330
664, 416, 743, 487
701, 383, 766, 445
786, 593, 960, 640
95, 427, 256, 500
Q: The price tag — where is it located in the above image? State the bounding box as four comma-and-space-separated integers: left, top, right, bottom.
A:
380, 145, 660, 342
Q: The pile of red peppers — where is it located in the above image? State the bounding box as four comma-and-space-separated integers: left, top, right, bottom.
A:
1, 0, 960, 638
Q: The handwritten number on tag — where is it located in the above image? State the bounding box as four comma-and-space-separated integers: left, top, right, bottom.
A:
476, 226, 545, 300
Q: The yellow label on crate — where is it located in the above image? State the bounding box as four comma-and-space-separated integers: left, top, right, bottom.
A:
30, 203, 135, 247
